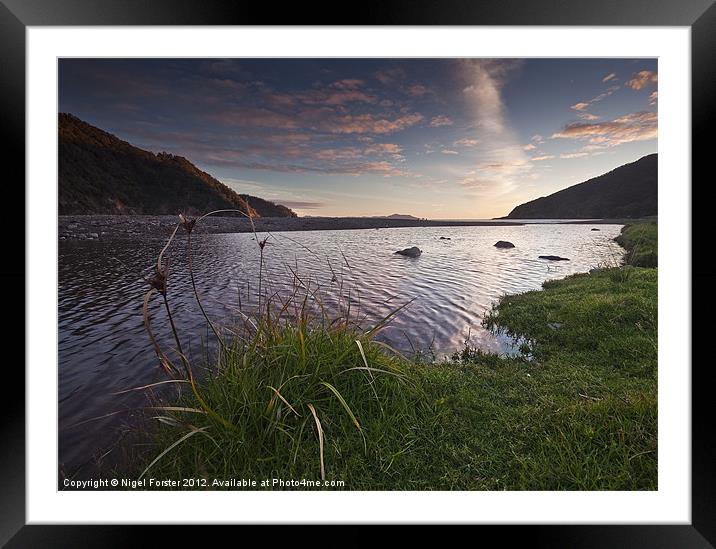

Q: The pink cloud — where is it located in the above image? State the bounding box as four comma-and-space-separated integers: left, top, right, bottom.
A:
364, 143, 403, 154
320, 112, 424, 135
552, 111, 658, 146
571, 102, 590, 111
626, 71, 658, 90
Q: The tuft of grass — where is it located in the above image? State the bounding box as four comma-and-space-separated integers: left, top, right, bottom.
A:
615, 221, 658, 267
125, 215, 658, 490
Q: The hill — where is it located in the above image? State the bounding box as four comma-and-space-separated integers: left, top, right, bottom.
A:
372, 213, 420, 220
503, 154, 657, 219
58, 113, 296, 217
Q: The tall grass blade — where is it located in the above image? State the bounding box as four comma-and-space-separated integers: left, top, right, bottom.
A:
112, 380, 190, 395
266, 385, 301, 417
139, 426, 209, 480
320, 382, 361, 432
307, 403, 326, 481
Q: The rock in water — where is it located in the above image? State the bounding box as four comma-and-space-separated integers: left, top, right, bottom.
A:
494, 241, 515, 248
395, 246, 422, 258
538, 255, 570, 261
591, 228, 600, 231
439, 236, 451, 240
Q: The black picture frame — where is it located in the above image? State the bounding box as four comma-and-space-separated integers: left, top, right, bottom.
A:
2, 0, 713, 546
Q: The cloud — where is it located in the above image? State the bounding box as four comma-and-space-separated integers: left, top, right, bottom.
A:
571, 102, 590, 111
457, 59, 530, 195
454, 138, 479, 147
429, 115, 454, 127
321, 112, 424, 134
374, 67, 406, 86
552, 111, 658, 146
560, 152, 589, 159
461, 59, 522, 133
459, 157, 532, 189
407, 84, 430, 96
330, 79, 364, 90
602, 73, 617, 83
523, 143, 536, 151
297, 81, 377, 105
570, 85, 619, 113
626, 70, 658, 90
649, 91, 658, 105
441, 149, 459, 155
360, 161, 410, 177
577, 112, 600, 121
278, 200, 326, 210
363, 143, 403, 155
532, 155, 555, 161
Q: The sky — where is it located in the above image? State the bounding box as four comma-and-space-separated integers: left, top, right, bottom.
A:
59, 58, 658, 218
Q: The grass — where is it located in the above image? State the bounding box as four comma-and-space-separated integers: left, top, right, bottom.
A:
127, 218, 658, 490
615, 221, 658, 267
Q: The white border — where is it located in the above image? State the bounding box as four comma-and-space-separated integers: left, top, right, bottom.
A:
27, 27, 691, 524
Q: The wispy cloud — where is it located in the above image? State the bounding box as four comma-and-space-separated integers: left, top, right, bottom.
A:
552, 111, 657, 146
577, 112, 600, 121
602, 73, 617, 83
278, 200, 326, 210
458, 59, 530, 197
570, 85, 619, 113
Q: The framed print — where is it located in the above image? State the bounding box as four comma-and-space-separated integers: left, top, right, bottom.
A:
2, 0, 714, 546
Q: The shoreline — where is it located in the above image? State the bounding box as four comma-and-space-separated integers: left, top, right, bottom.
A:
58, 214, 648, 241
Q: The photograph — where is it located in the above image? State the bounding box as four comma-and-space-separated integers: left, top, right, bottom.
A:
57, 57, 660, 491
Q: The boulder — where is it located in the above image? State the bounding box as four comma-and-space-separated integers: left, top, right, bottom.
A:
591, 228, 600, 231
494, 241, 515, 248
395, 246, 422, 258
538, 255, 570, 261
439, 237, 451, 240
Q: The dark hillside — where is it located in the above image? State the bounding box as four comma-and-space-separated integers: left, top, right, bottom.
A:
58, 113, 296, 217
504, 154, 657, 219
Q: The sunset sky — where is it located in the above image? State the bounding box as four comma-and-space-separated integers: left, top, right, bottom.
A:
59, 58, 658, 218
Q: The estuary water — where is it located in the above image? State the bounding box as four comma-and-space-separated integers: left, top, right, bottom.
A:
58, 223, 623, 473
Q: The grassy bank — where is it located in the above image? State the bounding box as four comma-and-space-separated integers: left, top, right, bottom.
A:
132, 222, 657, 490
615, 221, 658, 267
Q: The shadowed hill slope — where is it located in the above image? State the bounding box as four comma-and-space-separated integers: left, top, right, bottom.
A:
58, 113, 296, 217
504, 154, 657, 219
